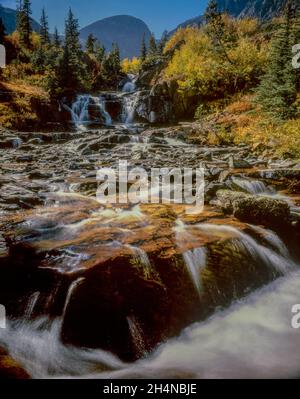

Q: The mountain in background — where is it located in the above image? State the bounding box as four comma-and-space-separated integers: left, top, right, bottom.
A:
0, 5, 40, 34
167, 15, 204, 37
169, 0, 288, 36
80, 15, 151, 59
218, 0, 288, 19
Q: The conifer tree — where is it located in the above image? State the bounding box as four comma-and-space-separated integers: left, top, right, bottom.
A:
140, 33, 147, 62
95, 41, 105, 63
256, 0, 298, 119
86, 33, 97, 54
57, 8, 85, 93
53, 27, 61, 48
40, 8, 50, 45
291, 0, 300, 89
102, 43, 122, 86
158, 31, 168, 55
17, 0, 32, 48
148, 33, 157, 57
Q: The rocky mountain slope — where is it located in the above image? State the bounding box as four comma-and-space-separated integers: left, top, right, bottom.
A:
80, 15, 151, 59
218, 0, 288, 19
169, 0, 288, 36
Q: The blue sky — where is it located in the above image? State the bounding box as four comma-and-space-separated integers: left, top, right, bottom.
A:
0, 0, 208, 36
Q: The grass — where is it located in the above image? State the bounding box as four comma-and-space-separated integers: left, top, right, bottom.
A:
192, 94, 300, 160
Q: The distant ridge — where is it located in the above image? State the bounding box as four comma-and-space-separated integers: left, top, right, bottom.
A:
169, 0, 289, 37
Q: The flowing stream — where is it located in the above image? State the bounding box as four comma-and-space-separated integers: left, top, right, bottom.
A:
0, 75, 300, 379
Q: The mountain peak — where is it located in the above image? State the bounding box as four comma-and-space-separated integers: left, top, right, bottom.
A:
80, 15, 151, 59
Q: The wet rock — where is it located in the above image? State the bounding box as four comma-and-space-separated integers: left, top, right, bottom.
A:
251, 169, 300, 180
16, 155, 33, 163
214, 190, 291, 230
229, 156, 251, 169
134, 91, 175, 124
205, 182, 228, 203
0, 137, 22, 149
0, 348, 30, 379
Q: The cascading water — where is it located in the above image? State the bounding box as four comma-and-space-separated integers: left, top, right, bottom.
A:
67, 95, 112, 129
121, 91, 140, 125
0, 222, 300, 378
231, 177, 274, 195
122, 74, 137, 93
126, 316, 147, 358
183, 248, 207, 297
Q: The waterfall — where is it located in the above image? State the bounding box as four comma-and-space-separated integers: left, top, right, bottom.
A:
231, 177, 274, 195
195, 224, 296, 275
2, 271, 300, 378
121, 92, 140, 125
62, 277, 85, 322
183, 248, 207, 297
128, 245, 154, 278
123, 82, 136, 93
68, 95, 112, 129
126, 316, 147, 358
24, 292, 40, 319
97, 95, 113, 126
0, 318, 125, 378
249, 225, 290, 258
122, 74, 137, 93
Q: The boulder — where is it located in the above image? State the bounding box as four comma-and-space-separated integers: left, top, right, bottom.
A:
214, 190, 291, 230
229, 156, 251, 169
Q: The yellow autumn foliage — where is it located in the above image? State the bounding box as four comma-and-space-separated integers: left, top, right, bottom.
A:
122, 57, 141, 74
164, 18, 269, 100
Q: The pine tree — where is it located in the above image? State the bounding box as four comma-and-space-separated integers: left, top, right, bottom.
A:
16, 0, 22, 32
40, 8, 50, 45
53, 27, 61, 48
158, 31, 168, 55
140, 33, 147, 62
148, 33, 157, 57
0, 17, 6, 44
95, 41, 105, 63
256, 0, 298, 119
86, 33, 97, 54
291, 0, 300, 89
102, 43, 122, 86
110, 42, 121, 74
57, 9, 85, 93
17, 0, 32, 48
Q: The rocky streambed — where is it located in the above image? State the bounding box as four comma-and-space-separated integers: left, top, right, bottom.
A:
0, 122, 300, 379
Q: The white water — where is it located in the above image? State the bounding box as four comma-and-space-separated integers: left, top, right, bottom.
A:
126, 316, 147, 358
231, 177, 274, 195
123, 82, 136, 93
183, 248, 207, 297
121, 92, 140, 125
1, 269, 300, 379
62, 278, 85, 321
68, 95, 112, 128
122, 74, 137, 93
